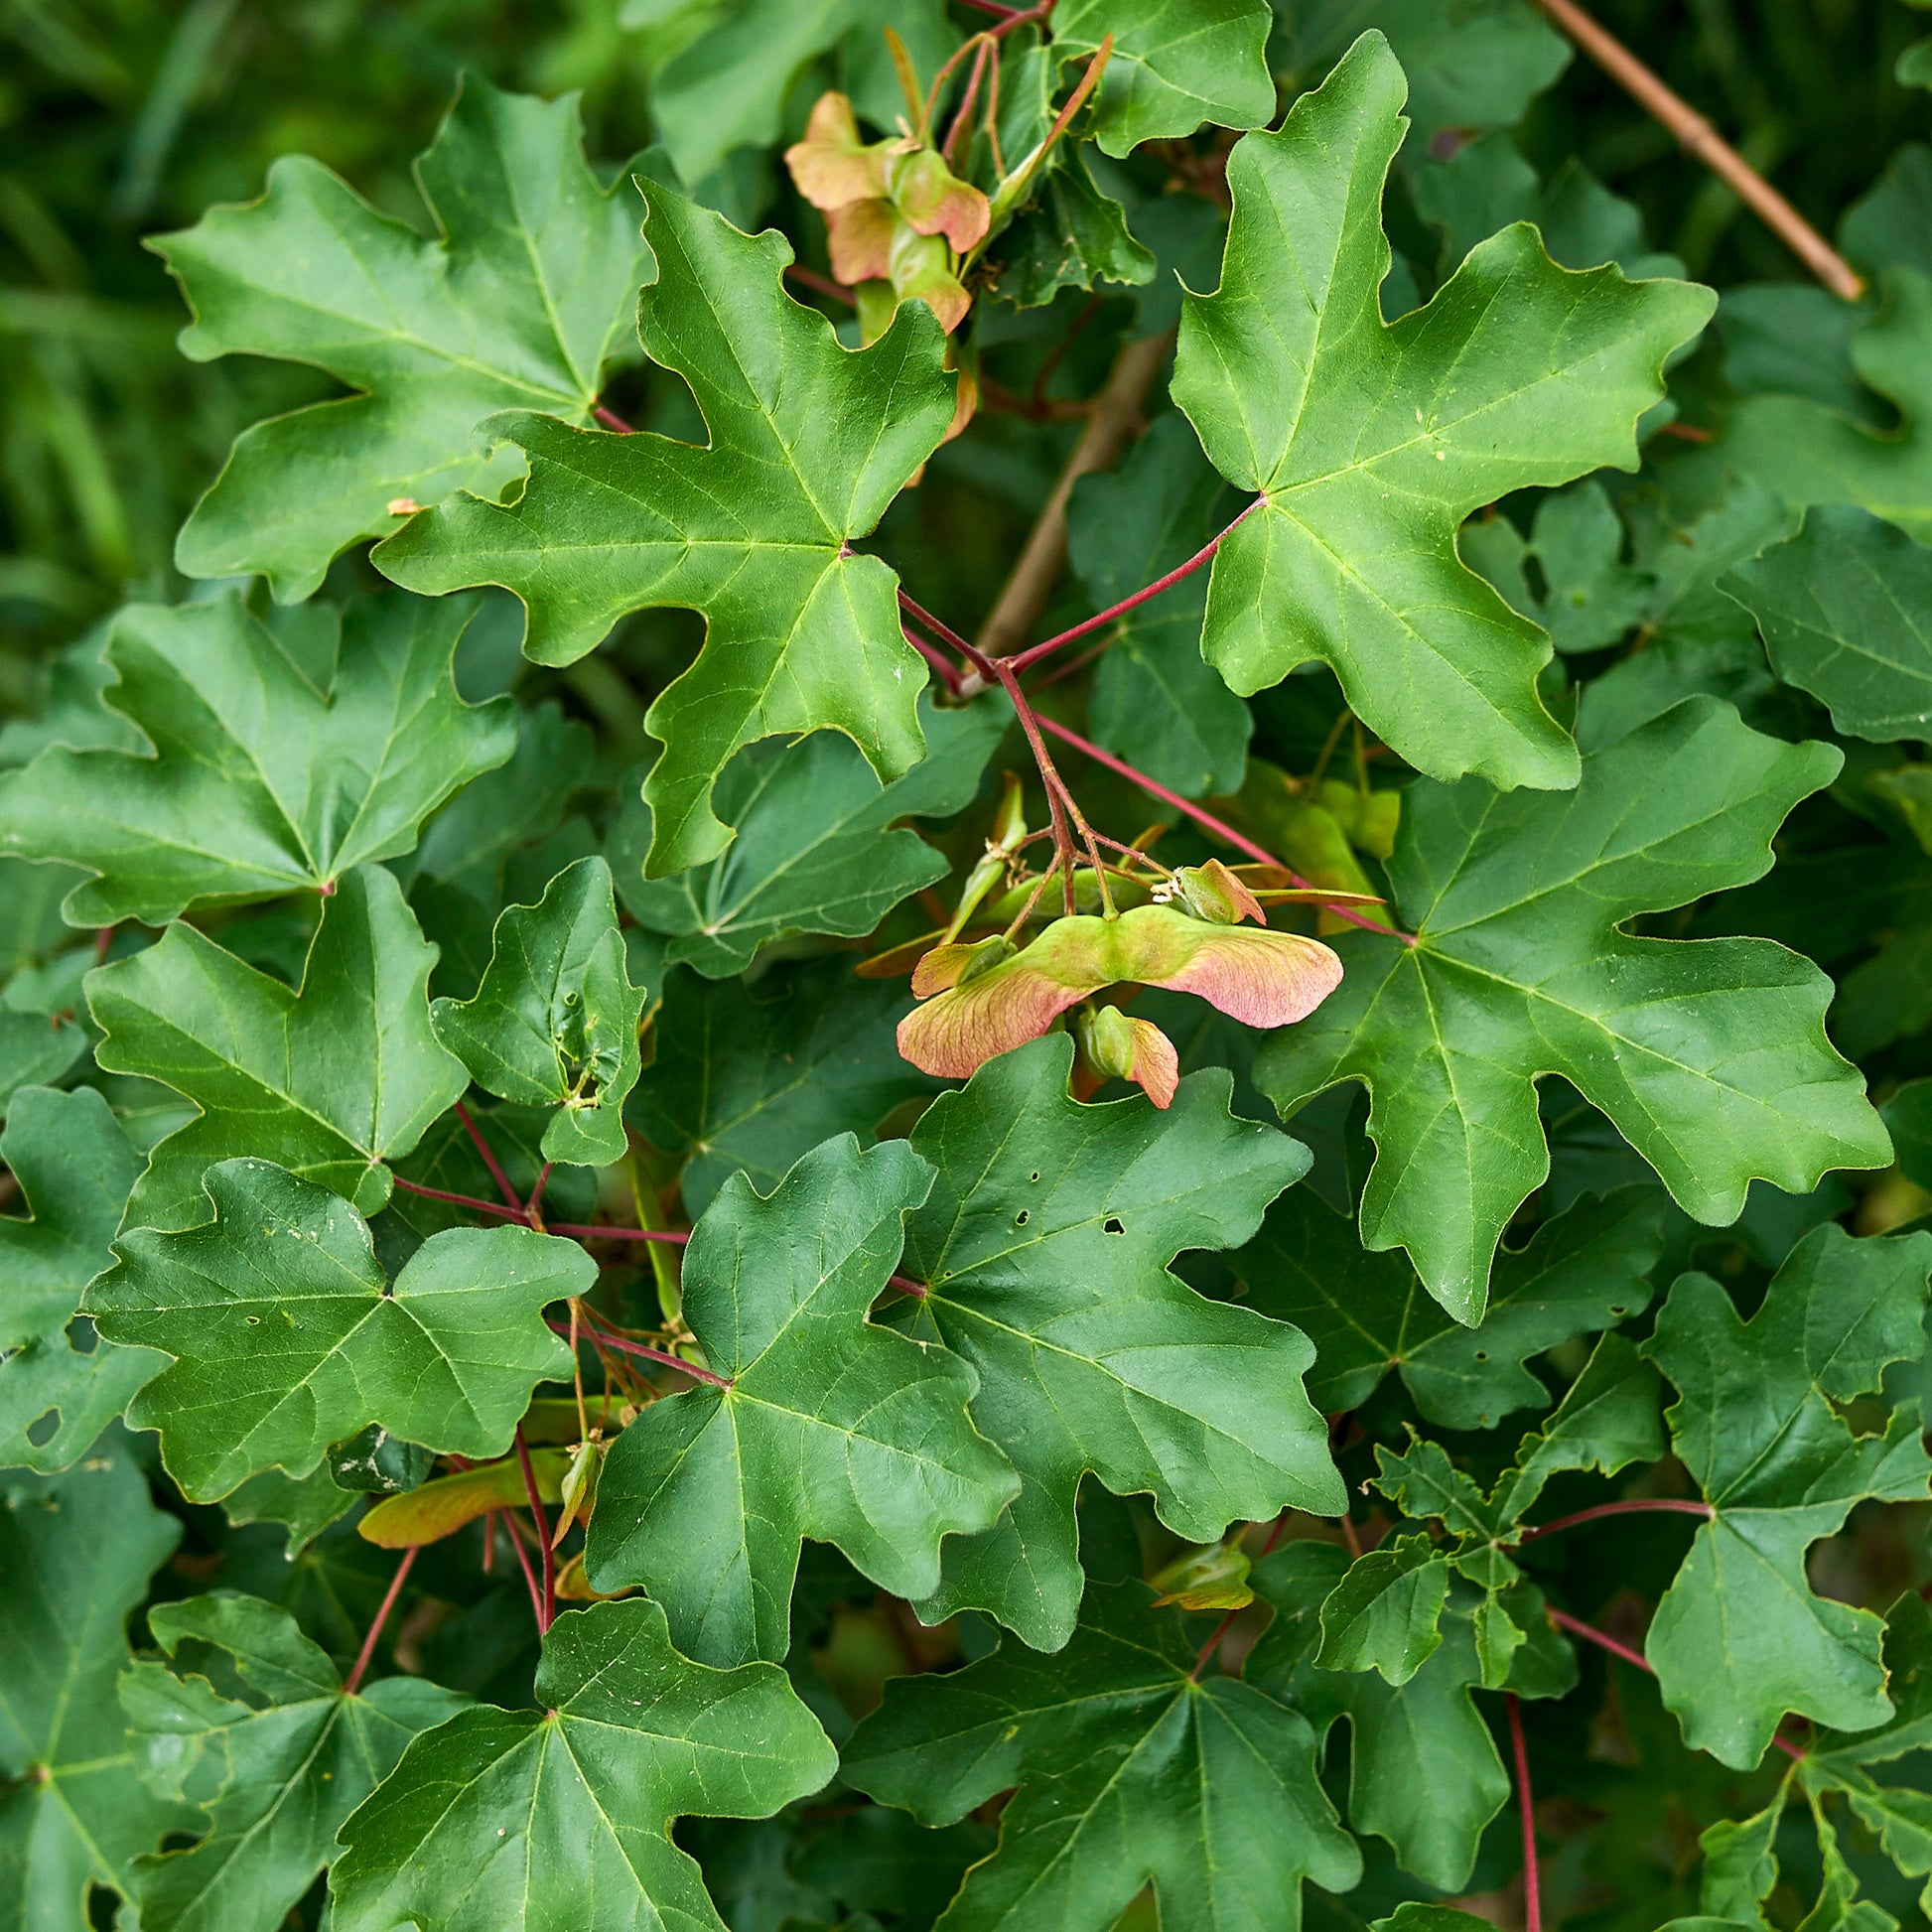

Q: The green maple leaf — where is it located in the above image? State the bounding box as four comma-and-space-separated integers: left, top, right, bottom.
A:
609, 693, 1005, 978
377, 179, 958, 878
843, 1578, 1362, 1932
0, 1446, 199, 1925
1052, 0, 1275, 156
0, 1085, 164, 1471
1256, 697, 1889, 1321
0, 590, 515, 927
1796, 1594, 1932, 1911
0, 1013, 84, 1115
585, 1135, 1017, 1665
151, 76, 656, 601
1171, 32, 1713, 792
1724, 269, 1932, 541
891, 1035, 1342, 1652
1247, 1543, 1509, 1893
430, 856, 647, 1167
85, 865, 469, 1230
1725, 505, 1932, 743
120, 1592, 467, 1932
1069, 414, 1253, 800
84, 1158, 582, 1502
1238, 1185, 1663, 1427
1641, 1222, 1932, 1769
629, 961, 934, 1218
329, 1596, 837, 1930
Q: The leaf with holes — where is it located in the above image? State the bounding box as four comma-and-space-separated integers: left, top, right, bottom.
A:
120, 1592, 467, 1932
431, 856, 647, 1167
890, 1035, 1342, 1652
0, 1086, 163, 1471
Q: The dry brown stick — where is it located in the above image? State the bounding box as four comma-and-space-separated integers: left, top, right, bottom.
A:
1529, 0, 1863, 301
963, 328, 1174, 687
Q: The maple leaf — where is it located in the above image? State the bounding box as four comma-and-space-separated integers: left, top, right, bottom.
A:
84, 1159, 583, 1502
1642, 1222, 1932, 1768
608, 691, 1004, 978
0, 1086, 163, 1472
0, 590, 514, 927
843, 1579, 1362, 1932
328, 1597, 837, 1930
430, 856, 648, 1168
1239, 1184, 1663, 1428
1257, 697, 1890, 1320
377, 178, 958, 878
151, 76, 656, 601
1052, 0, 1276, 156
1171, 31, 1714, 792
1724, 268, 1932, 540
1069, 414, 1253, 799
0, 1447, 199, 1924
1247, 1543, 1510, 1893
629, 961, 933, 1217
85, 866, 469, 1230
892, 1035, 1344, 1651
585, 1135, 1018, 1665
1725, 503, 1932, 743
120, 1592, 467, 1932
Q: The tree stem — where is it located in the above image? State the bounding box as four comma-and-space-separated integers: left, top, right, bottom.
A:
499, 1506, 546, 1632
967, 330, 1173, 670
344, 1545, 418, 1696
455, 1102, 526, 1217
1517, 1497, 1713, 1542
1508, 1693, 1542, 1932
1033, 712, 1415, 942
1528, 0, 1863, 300
1548, 1606, 1805, 1761
1005, 496, 1262, 675
391, 1176, 530, 1221
515, 1428, 555, 1633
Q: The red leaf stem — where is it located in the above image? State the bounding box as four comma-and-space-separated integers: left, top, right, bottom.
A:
1004, 497, 1262, 674
498, 1506, 546, 1632
514, 1428, 555, 1633
546, 1315, 731, 1389
1032, 711, 1415, 943
390, 1175, 530, 1221
784, 262, 857, 307
1508, 1692, 1542, 1932
593, 403, 635, 434
455, 1102, 525, 1217
1548, 1605, 1806, 1761
344, 1544, 419, 1696
1517, 1497, 1713, 1542
526, 1162, 553, 1229
902, 625, 965, 693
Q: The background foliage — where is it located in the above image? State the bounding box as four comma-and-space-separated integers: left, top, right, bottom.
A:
4, 2, 1932, 1929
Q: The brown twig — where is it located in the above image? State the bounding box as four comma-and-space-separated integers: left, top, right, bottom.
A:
784, 262, 857, 307
1528, 0, 1863, 301
966, 330, 1174, 672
